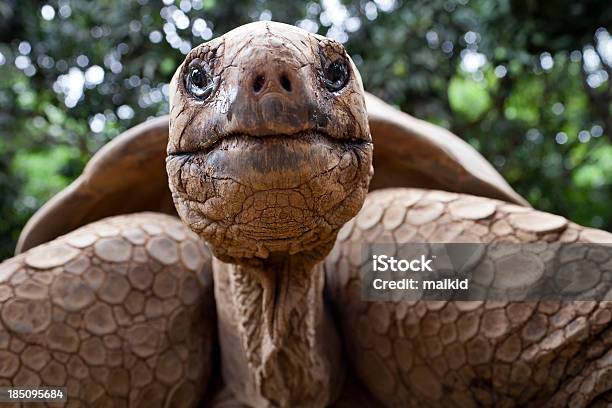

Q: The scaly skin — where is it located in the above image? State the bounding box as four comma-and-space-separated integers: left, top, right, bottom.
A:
2, 191, 611, 406
0, 213, 215, 407
326, 189, 612, 407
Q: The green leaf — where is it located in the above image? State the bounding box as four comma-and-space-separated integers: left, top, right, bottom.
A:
448, 76, 492, 122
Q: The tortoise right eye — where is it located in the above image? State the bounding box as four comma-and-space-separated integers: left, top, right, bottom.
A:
322, 58, 350, 93
186, 61, 214, 100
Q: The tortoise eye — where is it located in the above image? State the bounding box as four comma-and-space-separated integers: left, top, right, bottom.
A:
323, 59, 349, 92
186, 61, 214, 99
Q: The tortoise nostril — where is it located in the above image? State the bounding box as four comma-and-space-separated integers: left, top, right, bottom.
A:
280, 74, 292, 92
253, 75, 265, 93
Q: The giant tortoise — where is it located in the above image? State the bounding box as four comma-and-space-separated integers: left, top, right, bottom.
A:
1, 21, 612, 407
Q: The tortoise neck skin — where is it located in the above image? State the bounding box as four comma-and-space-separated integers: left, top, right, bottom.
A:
213, 256, 343, 405
166, 21, 373, 405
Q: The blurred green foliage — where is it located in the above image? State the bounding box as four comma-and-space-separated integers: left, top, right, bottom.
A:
0, 0, 610, 259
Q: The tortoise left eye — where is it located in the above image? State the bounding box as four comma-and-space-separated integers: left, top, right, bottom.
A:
323, 59, 349, 92
186, 62, 214, 99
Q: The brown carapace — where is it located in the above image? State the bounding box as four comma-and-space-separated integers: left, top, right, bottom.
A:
2, 21, 612, 407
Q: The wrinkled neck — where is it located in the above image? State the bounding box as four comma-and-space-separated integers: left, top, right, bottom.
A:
212, 254, 343, 407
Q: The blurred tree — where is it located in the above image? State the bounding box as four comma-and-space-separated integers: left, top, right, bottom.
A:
0, 0, 610, 259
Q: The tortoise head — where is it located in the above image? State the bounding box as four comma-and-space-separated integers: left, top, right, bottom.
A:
167, 21, 373, 264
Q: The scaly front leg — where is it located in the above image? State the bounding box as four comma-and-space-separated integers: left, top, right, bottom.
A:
0, 213, 216, 407
326, 188, 612, 407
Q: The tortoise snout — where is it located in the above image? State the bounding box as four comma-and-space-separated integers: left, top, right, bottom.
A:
229, 50, 316, 136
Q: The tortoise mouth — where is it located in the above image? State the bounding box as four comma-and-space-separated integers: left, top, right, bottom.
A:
166, 129, 373, 203
167, 130, 370, 158
177, 131, 369, 190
